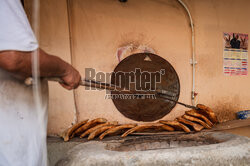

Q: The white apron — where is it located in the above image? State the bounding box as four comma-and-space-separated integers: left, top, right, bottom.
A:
0, 1, 48, 164
0, 69, 48, 166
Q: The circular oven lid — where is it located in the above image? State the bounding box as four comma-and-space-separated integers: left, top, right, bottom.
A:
111, 53, 180, 122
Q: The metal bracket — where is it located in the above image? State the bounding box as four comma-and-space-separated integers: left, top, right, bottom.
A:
190, 59, 197, 65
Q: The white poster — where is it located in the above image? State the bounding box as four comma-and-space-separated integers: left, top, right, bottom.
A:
223, 32, 248, 76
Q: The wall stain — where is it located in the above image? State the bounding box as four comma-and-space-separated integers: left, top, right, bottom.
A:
115, 32, 157, 62
213, 96, 241, 123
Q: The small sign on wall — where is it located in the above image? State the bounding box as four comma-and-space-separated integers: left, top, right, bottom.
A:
223, 32, 248, 76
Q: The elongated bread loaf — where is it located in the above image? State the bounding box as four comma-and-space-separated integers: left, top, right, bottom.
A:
159, 120, 191, 133
185, 109, 213, 126
60, 119, 88, 141
121, 123, 174, 138
88, 125, 116, 140
177, 117, 204, 131
99, 124, 137, 140
182, 114, 211, 129
80, 121, 118, 138
74, 118, 107, 135
196, 104, 218, 123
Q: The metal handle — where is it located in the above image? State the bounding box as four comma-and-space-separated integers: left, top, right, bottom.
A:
24, 77, 117, 91
25, 77, 67, 85
24, 77, 198, 110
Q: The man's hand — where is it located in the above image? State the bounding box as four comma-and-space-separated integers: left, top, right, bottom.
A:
60, 65, 81, 90
0, 49, 82, 90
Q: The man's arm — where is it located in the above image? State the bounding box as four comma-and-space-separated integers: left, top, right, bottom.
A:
0, 48, 81, 90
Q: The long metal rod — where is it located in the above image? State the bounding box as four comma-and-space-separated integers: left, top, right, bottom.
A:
83, 79, 198, 109
157, 94, 197, 109
25, 77, 197, 110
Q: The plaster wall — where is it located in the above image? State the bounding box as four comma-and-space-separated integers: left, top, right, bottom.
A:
25, 0, 250, 135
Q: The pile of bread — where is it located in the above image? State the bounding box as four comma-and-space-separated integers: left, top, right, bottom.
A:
61, 104, 218, 141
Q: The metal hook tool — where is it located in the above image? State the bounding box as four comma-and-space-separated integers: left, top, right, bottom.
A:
25, 77, 198, 110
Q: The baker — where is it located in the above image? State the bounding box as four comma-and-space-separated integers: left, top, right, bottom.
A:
0, 0, 81, 165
